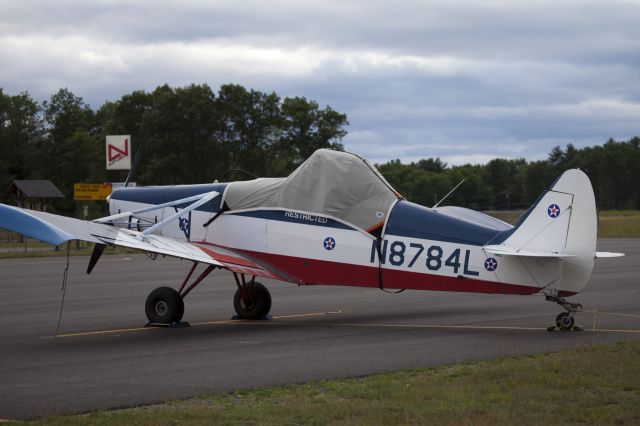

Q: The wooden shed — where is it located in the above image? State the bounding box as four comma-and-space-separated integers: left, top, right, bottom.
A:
2, 180, 64, 211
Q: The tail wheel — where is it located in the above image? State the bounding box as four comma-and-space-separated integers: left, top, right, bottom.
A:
233, 282, 271, 320
555, 312, 575, 331
145, 287, 184, 323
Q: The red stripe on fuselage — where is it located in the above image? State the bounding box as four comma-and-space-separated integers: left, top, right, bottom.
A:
239, 250, 542, 295
195, 243, 297, 282
196, 244, 258, 268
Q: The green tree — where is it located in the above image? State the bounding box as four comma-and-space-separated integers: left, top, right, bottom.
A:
377, 160, 453, 206
523, 160, 555, 204
93, 83, 348, 185
597, 139, 638, 209
0, 89, 43, 192
485, 158, 527, 209
413, 158, 447, 173
213, 84, 281, 178
276, 97, 347, 174
446, 164, 492, 210
39, 88, 101, 212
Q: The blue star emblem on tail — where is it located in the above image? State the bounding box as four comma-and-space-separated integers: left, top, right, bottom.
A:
547, 203, 560, 218
323, 237, 336, 251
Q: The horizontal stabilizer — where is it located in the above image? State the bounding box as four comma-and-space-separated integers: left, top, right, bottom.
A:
483, 244, 575, 258
595, 251, 625, 258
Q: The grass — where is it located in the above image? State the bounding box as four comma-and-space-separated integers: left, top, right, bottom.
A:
0, 246, 140, 259
19, 340, 640, 425
485, 210, 525, 225
489, 210, 640, 238
597, 210, 640, 238
0, 229, 139, 258
0, 239, 137, 259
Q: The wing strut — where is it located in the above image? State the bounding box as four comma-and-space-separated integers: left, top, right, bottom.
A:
95, 191, 219, 225
140, 191, 219, 238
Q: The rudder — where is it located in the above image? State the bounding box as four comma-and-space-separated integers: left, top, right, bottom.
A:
490, 169, 597, 294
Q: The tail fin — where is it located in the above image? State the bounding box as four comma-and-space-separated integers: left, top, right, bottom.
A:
485, 169, 597, 294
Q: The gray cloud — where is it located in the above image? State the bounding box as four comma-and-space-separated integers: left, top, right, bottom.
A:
1, 0, 639, 164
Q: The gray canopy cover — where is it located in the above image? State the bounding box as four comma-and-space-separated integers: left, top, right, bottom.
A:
223, 149, 400, 232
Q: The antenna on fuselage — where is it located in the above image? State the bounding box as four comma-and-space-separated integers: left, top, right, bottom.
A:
432, 179, 465, 209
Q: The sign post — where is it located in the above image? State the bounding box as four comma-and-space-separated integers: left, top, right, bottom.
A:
73, 183, 112, 201
106, 135, 132, 170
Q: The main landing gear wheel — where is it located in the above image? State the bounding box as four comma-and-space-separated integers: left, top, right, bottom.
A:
555, 312, 575, 331
145, 287, 185, 323
233, 282, 271, 320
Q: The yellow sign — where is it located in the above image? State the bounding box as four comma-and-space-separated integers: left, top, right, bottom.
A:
74, 183, 112, 201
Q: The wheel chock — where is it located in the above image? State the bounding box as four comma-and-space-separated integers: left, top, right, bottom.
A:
546, 324, 583, 332
230, 314, 273, 321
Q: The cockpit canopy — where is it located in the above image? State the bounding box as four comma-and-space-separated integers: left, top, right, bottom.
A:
223, 149, 401, 232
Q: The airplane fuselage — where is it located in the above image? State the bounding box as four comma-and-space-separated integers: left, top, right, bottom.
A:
109, 184, 565, 296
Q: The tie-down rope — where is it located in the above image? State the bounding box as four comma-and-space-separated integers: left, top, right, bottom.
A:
54, 241, 71, 338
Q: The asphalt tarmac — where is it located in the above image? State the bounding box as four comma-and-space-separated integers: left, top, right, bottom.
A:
1, 239, 639, 420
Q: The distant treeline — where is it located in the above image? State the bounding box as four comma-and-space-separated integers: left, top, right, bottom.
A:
0, 84, 347, 213
377, 138, 640, 210
1, 85, 638, 214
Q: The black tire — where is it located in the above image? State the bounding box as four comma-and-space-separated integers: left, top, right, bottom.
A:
555, 312, 574, 331
145, 287, 184, 323
233, 282, 271, 320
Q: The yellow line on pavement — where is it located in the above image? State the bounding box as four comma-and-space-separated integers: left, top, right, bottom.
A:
232, 320, 640, 334
44, 311, 640, 338
45, 325, 152, 338
585, 328, 640, 334
46, 312, 332, 338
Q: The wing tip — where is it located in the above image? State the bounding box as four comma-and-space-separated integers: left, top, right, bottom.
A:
0, 204, 74, 246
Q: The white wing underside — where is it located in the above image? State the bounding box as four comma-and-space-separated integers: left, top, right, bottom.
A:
0, 204, 223, 266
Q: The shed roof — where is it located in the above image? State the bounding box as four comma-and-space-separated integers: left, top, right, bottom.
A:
3, 180, 64, 199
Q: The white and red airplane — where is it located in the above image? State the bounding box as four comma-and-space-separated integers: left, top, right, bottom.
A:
0, 149, 623, 330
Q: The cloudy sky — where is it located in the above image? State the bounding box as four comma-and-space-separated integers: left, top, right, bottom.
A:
1, 0, 639, 164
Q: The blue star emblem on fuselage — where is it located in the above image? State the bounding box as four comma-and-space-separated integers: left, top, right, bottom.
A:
323, 237, 336, 251
547, 204, 560, 218
484, 257, 498, 272
174, 207, 191, 240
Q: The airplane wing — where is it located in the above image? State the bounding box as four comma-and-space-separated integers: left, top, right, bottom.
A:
0, 203, 291, 281
0, 203, 224, 265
